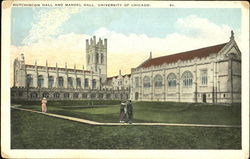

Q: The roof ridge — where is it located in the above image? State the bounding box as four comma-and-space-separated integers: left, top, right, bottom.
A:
151, 42, 228, 61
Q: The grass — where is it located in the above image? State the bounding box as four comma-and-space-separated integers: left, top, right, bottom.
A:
11, 109, 241, 149
18, 101, 241, 125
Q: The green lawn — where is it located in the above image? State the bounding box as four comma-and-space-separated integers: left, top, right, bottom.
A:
19, 101, 241, 125
11, 109, 241, 149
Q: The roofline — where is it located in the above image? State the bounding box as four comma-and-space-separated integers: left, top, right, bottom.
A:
136, 42, 228, 69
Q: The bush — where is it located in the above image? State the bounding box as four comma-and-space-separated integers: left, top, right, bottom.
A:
11, 100, 121, 106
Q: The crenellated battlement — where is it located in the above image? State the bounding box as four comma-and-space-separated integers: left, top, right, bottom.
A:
86, 36, 107, 49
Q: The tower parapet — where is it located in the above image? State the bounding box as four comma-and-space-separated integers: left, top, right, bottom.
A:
86, 36, 107, 83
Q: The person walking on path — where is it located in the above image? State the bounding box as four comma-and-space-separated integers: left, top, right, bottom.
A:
41, 97, 47, 113
126, 100, 133, 124
120, 101, 126, 123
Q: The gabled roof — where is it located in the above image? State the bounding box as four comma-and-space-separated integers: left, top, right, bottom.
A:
137, 42, 227, 68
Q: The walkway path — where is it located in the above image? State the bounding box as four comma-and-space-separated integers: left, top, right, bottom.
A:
11, 107, 241, 128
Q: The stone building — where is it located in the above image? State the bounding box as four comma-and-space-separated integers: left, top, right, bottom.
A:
11, 36, 130, 101
11, 31, 241, 103
130, 31, 241, 103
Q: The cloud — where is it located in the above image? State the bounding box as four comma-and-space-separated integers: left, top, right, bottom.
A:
22, 8, 81, 45
11, 15, 241, 87
175, 15, 232, 39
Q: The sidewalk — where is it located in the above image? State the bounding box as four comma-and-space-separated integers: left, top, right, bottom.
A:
11, 107, 241, 128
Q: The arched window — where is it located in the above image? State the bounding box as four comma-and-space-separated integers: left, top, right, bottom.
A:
99, 93, 103, 99
73, 93, 79, 99
82, 93, 87, 99
42, 92, 49, 98
154, 75, 163, 88
167, 73, 177, 88
115, 94, 118, 98
200, 70, 208, 85
64, 93, 69, 99
58, 77, 64, 87
91, 93, 96, 99
143, 76, 150, 88
68, 77, 73, 88
182, 71, 193, 87
30, 92, 38, 99
106, 94, 111, 99
26, 74, 33, 87
49, 76, 54, 88
54, 92, 60, 99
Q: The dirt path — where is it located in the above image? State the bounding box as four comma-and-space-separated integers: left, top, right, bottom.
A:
11, 107, 241, 128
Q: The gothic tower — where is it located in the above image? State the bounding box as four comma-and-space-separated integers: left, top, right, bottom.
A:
14, 53, 26, 87
86, 36, 107, 83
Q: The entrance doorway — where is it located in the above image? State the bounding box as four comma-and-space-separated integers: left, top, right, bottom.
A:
202, 93, 206, 103
135, 92, 139, 100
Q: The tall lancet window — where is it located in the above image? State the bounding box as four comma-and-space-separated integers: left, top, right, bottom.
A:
154, 75, 163, 88
38, 75, 44, 88
68, 77, 73, 88
167, 73, 177, 88
201, 70, 208, 86
58, 77, 64, 87
84, 78, 89, 88
92, 79, 96, 89
143, 76, 150, 88
76, 78, 81, 88
26, 74, 33, 87
182, 71, 193, 87
48, 76, 54, 88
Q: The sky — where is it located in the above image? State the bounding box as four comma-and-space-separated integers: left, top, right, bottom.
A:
11, 7, 241, 78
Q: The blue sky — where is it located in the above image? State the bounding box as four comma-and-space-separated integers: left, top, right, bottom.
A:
11, 8, 241, 46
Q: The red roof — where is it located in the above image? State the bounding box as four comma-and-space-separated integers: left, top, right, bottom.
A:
138, 43, 227, 68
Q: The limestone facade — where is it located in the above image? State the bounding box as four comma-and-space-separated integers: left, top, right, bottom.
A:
11, 32, 241, 103
130, 32, 241, 103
